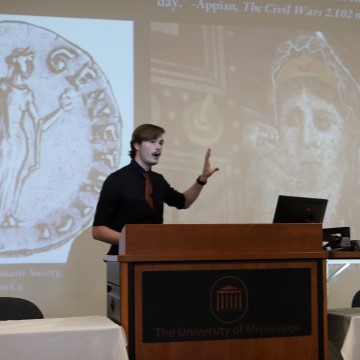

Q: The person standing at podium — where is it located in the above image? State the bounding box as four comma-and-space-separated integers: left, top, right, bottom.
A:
92, 123, 219, 255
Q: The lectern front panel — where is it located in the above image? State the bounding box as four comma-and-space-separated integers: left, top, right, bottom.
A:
133, 260, 321, 360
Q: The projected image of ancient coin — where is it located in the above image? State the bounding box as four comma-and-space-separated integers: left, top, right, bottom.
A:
0, 21, 122, 258
182, 93, 223, 146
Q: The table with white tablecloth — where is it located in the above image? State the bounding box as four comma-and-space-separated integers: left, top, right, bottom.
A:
328, 308, 360, 360
0, 315, 128, 360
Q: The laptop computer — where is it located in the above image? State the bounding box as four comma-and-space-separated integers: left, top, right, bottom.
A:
273, 195, 328, 223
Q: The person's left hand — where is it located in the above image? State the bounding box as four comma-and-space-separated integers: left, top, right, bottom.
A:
200, 148, 219, 180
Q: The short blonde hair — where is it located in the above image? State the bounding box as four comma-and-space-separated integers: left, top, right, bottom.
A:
129, 124, 165, 159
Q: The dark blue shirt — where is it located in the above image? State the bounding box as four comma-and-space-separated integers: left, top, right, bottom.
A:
93, 160, 185, 254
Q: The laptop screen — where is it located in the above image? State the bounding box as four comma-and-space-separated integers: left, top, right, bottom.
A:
273, 195, 328, 223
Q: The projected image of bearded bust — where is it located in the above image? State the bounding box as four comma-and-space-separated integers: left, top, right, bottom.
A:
243, 34, 360, 229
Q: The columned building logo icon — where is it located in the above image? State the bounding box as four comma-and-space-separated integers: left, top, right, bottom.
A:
210, 276, 248, 323
216, 285, 243, 312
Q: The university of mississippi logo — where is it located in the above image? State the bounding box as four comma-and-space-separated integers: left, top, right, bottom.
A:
210, 276, 248, 323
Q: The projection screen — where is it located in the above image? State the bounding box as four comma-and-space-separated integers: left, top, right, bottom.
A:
0, 0, 360, 316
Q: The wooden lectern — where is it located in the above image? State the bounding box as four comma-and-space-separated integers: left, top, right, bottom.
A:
106, 223, 328, 360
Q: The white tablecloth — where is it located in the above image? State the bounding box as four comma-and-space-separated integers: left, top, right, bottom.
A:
0, 315, 128, 360
328, 308, 360, 360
